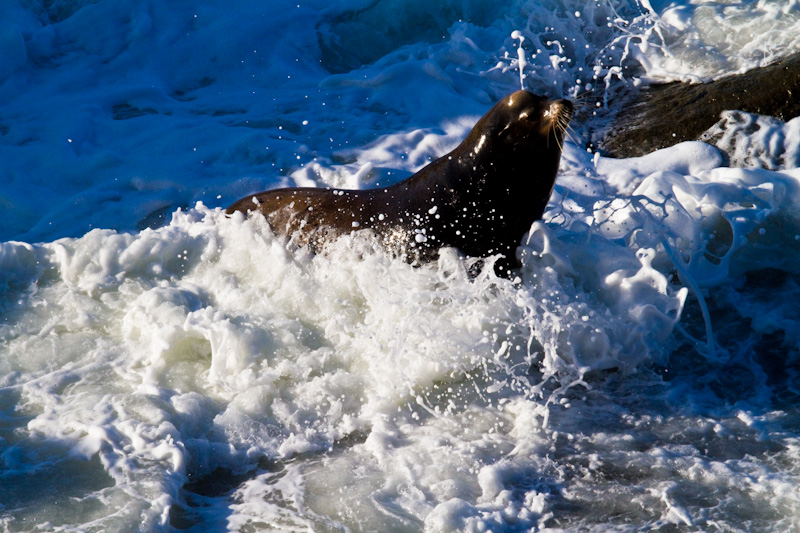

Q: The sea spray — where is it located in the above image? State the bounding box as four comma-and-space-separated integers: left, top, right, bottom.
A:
511, 30, 527, 90
4, 0, 800, 530
4, 139, 800, 528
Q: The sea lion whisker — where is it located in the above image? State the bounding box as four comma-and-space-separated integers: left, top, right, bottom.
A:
566, 90, 603, 120
559, 117, 577, 146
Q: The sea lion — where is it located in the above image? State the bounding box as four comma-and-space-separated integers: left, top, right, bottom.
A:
226, 90, 573, 275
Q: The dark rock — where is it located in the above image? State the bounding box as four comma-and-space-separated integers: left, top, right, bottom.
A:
136, 203, 188, 231
600, 53, 800, 158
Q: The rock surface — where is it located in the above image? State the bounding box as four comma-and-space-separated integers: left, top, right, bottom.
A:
600, 53, 800, 158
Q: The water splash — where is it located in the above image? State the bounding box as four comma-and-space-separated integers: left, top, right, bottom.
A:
511, 30, 527, 90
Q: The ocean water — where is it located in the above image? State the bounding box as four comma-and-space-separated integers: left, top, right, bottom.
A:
2, 0, 800, 531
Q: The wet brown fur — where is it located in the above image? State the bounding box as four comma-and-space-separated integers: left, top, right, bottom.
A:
227, 90, 573, 274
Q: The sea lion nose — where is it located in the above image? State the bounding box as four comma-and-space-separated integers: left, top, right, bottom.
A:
560, 99, 574, 114
547, 99, 573, 119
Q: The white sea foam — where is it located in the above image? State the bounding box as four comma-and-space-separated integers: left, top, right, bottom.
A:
3, 0, 800, 531
700, 111, 800, 170
3, 137, 800, 529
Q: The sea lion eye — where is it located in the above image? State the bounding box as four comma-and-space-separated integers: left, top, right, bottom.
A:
518, 111, 529, 120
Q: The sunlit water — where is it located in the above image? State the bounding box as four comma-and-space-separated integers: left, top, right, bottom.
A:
2, 0, 800, 531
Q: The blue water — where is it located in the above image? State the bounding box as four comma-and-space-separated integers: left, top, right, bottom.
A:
2, 0, 800, 531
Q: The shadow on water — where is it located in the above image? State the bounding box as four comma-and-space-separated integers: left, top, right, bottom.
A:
169, 431, 370, 531
668, 267, 800, 409
0, 450, 115, 528
0, 388, 116, 527
528, 264, 800, 531
316, 0, 503, 74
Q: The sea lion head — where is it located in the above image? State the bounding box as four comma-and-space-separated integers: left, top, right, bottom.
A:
451, 90, 573, 221
465, 90, 573, 163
